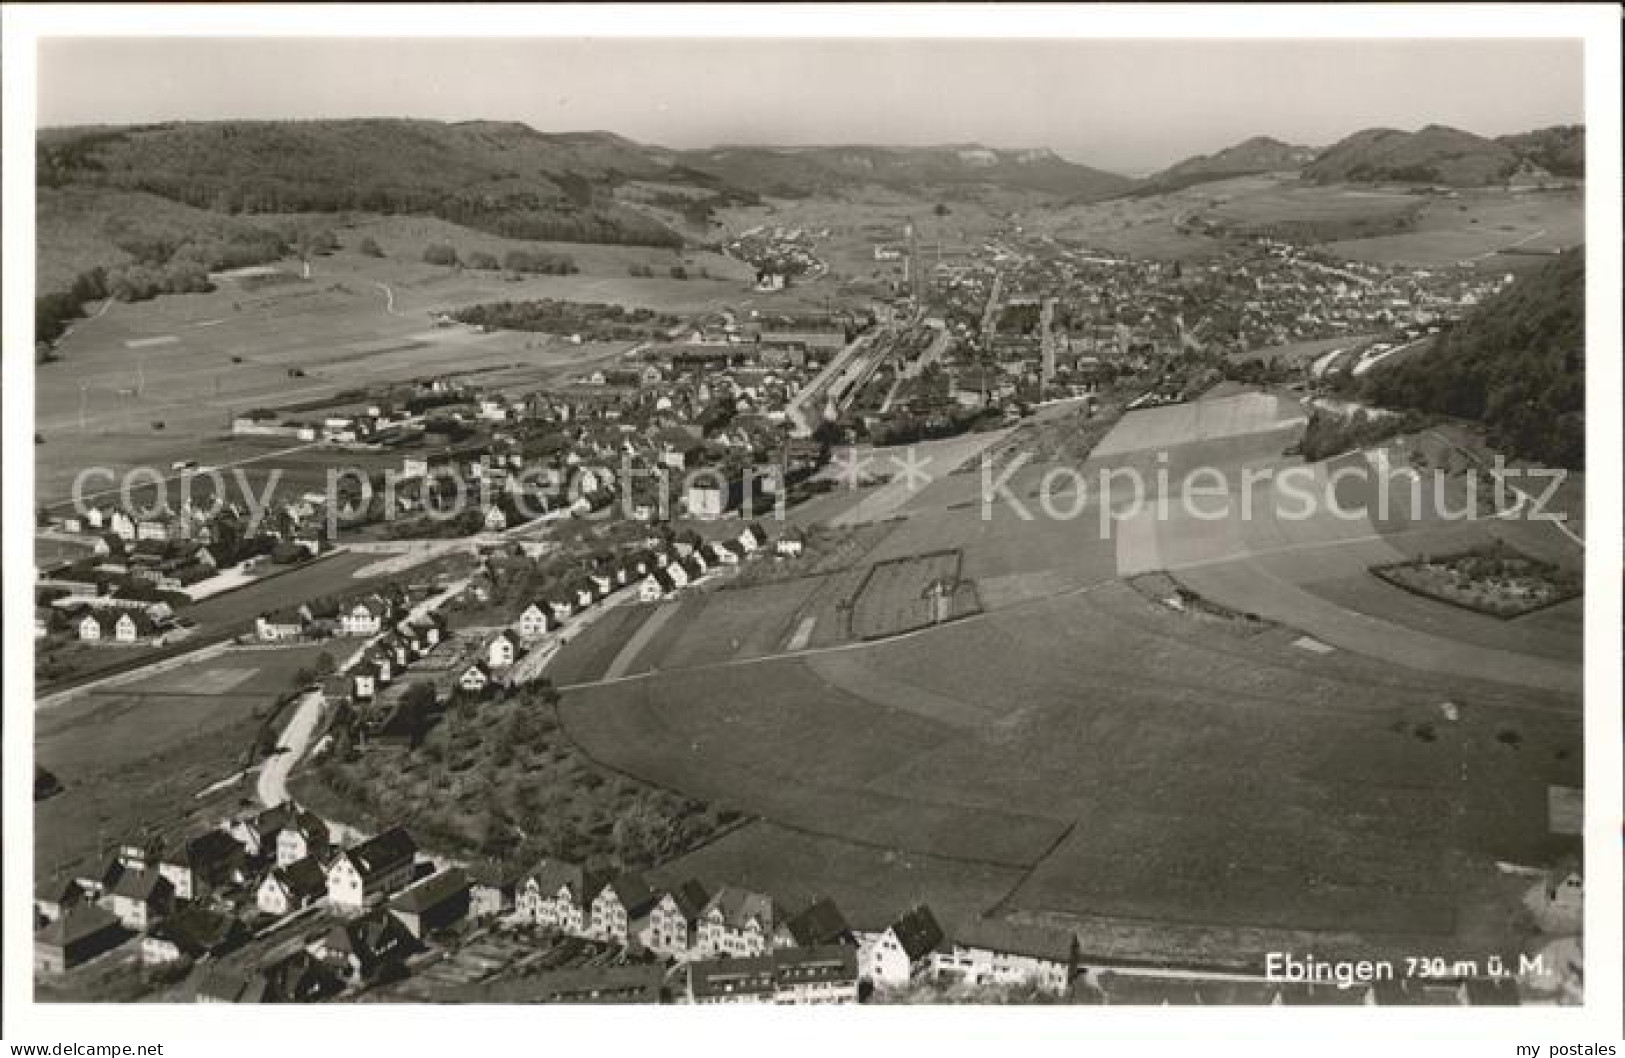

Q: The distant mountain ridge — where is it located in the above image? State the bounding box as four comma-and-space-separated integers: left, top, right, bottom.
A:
36, 119, 1142, 253
36, 118, 698, 248
674, 143, 1134, 200
1137, 136, 1319, 194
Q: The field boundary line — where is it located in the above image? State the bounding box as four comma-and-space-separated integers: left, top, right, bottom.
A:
983, 819, 1079, 918
554, 576, 1119, 694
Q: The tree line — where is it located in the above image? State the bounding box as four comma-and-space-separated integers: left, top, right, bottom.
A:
1357, 249, 1584, 468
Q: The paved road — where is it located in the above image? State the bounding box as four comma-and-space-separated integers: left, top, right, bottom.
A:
256, 689, 327, 809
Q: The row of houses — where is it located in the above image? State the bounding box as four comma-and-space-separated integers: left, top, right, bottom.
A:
54, 500, 326, 554
63, 605, 167, 644
493, 522, 800, 647
43, 789, 1567, 1006
255, 585, 419, 642
33, 807, 458, 983
501, 858, 1076, 996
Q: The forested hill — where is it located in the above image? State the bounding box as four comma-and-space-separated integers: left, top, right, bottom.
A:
1361, 249, 1585, 468
1135, 136, 1318, 194
1304, 125, 1529, 187
1497, 125, 1586, 180
37, 119, 715, 248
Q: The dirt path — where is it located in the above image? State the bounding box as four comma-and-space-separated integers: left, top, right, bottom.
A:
602, 601, 677, 680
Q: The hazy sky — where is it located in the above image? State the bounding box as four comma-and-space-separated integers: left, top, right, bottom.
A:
38, 37, 1583, 174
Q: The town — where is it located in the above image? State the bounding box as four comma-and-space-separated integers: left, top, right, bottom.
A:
25, 29, 1593, 1020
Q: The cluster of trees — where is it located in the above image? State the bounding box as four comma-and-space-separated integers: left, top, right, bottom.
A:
381, 509, 486, 541
37, 271, 106, 345
451, 298, 680, 339
311, 679, 740, 868
1358, 250, 1584, 468
436, 200, 682, 248
1221, 355, 1296, 386
291, 651, 338, 689
1295, 407, 1429, 463
500, 249, 578, 275
450, 247, 581, 274
625, 262, 705, 280
637, 184, 761, 229
37, 221, 294, 346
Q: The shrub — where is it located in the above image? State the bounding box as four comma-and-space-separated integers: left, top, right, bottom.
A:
423, 243, 460, 267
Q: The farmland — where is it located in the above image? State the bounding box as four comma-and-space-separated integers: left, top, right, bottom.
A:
543, 385, 1581, 960
1010, 176, 1582, 271
849, 551, 978, 639
35, 644, 333, 883
1196, 182, 1424, 241
1319, 186, 1584, 267
650, 822, 1028, 933
558, 578, 1578, 957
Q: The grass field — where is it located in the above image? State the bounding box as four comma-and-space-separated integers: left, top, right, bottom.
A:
35, 644, 332, 883
635, 577, 830, 669
1199, 182, 1423, 239
1319, 187, 1584, 267
543, 382, 1579, 958
650, 821, 1028, 933
558, 575, 1577, 949
559, 662, 1071, 867
546, 604, 659, 686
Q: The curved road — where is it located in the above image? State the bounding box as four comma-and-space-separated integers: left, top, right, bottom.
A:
256, 578, 468, 808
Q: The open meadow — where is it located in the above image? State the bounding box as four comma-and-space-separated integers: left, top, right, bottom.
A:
558, 576, 1578, 956
1319, 187, 1584, 267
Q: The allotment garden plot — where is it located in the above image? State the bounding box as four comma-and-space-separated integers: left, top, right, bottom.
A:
848, 550, 980, 639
